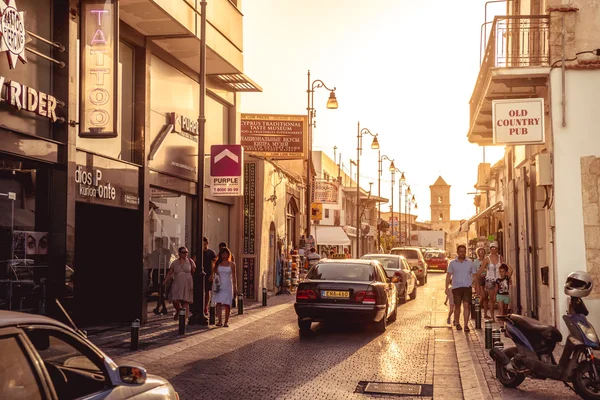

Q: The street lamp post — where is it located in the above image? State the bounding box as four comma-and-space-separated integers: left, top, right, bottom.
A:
408, 194, 417, 245
306, 70, 338, 244
378, 154, 395, 251
404, 185, 411, 245
394, 169, 406, 246
356, 123, 379, 257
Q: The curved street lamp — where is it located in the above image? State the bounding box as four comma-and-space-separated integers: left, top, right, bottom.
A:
378, 155, 395, 250
356, 124, 379, 257
306, 70, 338, 244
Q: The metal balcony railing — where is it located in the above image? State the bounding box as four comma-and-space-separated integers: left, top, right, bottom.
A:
470, 15, 550, 119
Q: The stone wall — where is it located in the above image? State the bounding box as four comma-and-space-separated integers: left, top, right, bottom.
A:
580, 156, 600, 295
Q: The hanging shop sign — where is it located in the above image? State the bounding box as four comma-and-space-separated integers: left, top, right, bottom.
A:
242, 256, 255, 300
312, 180, 339, 204
80, 0, 118, 138
75, 151, 140, 209
0, 0, 27, 69
243, 162, 256, 254
0, 76, 60, 121
492, 98, 545, 145
241, 113, 307, 159
310, 202, 322, 221
210, 144, 244, 196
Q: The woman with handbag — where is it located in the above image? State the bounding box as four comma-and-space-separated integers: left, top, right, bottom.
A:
211, 247, 237, 327
163, 246, 196, 320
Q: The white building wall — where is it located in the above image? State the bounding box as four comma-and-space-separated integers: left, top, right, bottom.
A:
551, 69, 600, 336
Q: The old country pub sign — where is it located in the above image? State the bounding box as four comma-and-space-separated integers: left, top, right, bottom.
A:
80, 0, 118, 138
0, 0, 64, 122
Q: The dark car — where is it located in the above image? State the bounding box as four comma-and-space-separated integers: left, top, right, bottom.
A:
390, 247, 428, 285
294, 259, 397, 333
360, 254, 417, 303
424, 250, 449, 272
0, 310, 179, 399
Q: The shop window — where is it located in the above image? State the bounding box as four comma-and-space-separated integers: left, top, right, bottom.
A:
0, 159, 50, 312
206, 95, 231, 148
77, 41, 136, 163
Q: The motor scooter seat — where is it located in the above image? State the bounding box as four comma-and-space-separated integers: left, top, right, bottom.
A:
509, 314, 562, 342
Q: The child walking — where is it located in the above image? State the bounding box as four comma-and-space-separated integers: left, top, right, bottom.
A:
496, 263, 514, 316
445, 284, 455, 325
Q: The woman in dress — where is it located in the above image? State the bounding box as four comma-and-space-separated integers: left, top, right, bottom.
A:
211, 247, 237, 327
477, 242, 502, 320
164, 246, 196, 320
473, 247, 487, 313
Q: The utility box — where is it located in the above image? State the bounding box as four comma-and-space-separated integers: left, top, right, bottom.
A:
535, 153, 552, 186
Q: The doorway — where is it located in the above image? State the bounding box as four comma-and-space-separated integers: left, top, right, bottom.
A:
74, 203, 141, 325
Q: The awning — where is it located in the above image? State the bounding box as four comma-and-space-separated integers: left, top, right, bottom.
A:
458, 201, 504, 233
311, 226, 351, 246
208, 74, 263, 92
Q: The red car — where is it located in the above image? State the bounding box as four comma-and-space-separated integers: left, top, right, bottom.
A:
424, 250, 449, 272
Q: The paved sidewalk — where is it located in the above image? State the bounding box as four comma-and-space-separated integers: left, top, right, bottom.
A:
88, 292, 295, 363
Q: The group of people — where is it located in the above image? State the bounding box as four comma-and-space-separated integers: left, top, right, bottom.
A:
149, 237, 238, 327
445, 242, 513, 332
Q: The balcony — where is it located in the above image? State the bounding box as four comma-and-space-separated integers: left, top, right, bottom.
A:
468, 15, 551, 145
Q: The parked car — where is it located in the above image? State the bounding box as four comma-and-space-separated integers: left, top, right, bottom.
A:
390, 247, 428, 285
424, 250, 449, 272
0, 310, 179, 399
360, 254, 417, 303
294, 259, 397, 333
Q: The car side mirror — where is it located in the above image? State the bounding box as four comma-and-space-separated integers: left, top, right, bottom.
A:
119, 366, 147, 385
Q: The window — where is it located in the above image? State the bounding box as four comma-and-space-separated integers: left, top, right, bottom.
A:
0, 335, 42, 400
439, 213, 443, 221
25, 328, 109, 399
438, 196, 442, 204
324, 209, 330, 218
206, 95, 230, 148
390, 249, 419, 259
307, 263, 376, 282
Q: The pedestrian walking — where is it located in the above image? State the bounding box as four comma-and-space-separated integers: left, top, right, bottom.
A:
211, 247, 237, 327
148, 237, 172, 315
164, 246, 196, 320
219, 242, 235, 263
477, 241, 503, 320
444, 284, 455, 325
203, 237, 217, 315
473, 247, 487, 311
495, 263, 513, 316
446, 244, 477, 332
306, 247, 321, 269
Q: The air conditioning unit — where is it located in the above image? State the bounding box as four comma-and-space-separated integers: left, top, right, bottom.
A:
535, 153, 552, 186
476, 163, 492, 190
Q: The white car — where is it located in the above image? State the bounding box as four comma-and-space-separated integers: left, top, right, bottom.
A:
0, 310, 178, 399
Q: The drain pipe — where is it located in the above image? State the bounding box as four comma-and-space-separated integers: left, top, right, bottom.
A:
561, 15, 567, 127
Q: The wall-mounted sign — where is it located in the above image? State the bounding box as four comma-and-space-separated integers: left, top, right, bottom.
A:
492, 98, 545, 145
0, 0, 27, 69
210, 144, 243, 196
242, 256, 255, 299
243, 162, 256, 254
241, 113, 307, 159
310, 203, 323, 221
312, 180, 339, 204
75, 151, 140, 209
80, 0, 118, 138
0, 76, 60, 121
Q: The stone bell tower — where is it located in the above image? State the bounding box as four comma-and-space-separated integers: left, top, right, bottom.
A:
430, 176, 450, 224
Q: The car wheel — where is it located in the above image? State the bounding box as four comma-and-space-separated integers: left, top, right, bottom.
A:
298, 318, 311, 333
409, 284, 417, 300
375, 305, 387, 333
388, 303, 397, 323
398, 285, 407, 304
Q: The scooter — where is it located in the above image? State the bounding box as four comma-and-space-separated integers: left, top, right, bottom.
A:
490, 295, 600, 399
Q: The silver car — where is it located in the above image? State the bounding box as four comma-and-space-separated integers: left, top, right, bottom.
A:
0, 310, 178, 399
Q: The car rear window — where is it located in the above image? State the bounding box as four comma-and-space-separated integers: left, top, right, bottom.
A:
391, 249, 419, 259
307, 263, 377, 282
361, 256, 399, 270
425, 251, 445, 259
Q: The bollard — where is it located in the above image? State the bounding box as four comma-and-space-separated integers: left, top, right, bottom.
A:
470, 295, 476, 319
209, 305, 215, 325
492, 328, 502, 350
178, 309, 186, 335
262, 288, 268, 307
237, 294, 244, 315
130, 319, 140, 351
485, 319, 493, 349
475, 297, 482, 330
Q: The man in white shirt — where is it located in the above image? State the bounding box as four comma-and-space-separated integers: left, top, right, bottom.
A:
306, 247, 321, 270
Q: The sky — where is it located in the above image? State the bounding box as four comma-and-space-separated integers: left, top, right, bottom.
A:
241, 0, 507, 222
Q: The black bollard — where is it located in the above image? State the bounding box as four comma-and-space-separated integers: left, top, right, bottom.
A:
209, 304, 215, 325
492, 328, 502, 350
485, 319, 493, 349
237, 294, 244, 315
262, 288, 268, 307
178, 309, 186, 335
130, 319, 140, 351
475, 297, 482, 330
470, 295, 476, 319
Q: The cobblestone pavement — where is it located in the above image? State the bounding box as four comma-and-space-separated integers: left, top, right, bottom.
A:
92, 273, 463, 400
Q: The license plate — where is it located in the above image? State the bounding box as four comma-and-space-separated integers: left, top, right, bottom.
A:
322, 290, 350, 298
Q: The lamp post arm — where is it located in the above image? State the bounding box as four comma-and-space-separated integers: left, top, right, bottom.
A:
311, 79, 336, 93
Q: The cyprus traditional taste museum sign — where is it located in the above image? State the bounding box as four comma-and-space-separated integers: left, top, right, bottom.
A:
241, 113, 307, 159
492, 98, 545, 145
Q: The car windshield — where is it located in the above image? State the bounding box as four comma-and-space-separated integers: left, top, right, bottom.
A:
425, 251, 445, 259
361, 256, 399, 270
391, 249, 419, 259
306, 263, 377, 282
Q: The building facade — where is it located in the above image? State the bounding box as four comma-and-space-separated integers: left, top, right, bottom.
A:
0, 0, 260, 326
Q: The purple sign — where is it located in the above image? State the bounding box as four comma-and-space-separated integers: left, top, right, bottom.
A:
210, 145, 244, 196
